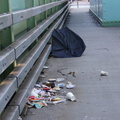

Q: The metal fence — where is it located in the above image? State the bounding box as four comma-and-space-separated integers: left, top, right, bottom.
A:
0, 0, 69, 119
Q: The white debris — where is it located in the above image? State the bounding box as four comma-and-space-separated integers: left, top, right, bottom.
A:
66, 81, 75, 89
66, 92, 76, 102
18, 116, 22, 120
56, 78, 65, 82
40, 74, 45, 78
101, 71, 108, 76
43, 66, 49, 69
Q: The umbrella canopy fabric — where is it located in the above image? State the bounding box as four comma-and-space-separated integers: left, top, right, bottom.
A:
52, 27, 86, 58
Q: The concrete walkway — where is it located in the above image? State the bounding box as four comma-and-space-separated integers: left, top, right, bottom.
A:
22, 1, 120, 120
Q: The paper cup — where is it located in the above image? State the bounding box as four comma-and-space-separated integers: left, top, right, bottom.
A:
66, 92, 76, 101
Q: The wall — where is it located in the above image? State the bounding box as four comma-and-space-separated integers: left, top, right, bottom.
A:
90, 0, 120, 26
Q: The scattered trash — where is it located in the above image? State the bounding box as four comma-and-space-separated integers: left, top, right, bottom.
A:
53, 87, 61, 91
66, 92, 76, 102
31, 89, 39, 98
50, 82, 56, 88
26, 75, 77, 113
101, 71, 108, 76
48, 89, 57, 93
39, 74, 45, 78
39, 90, 46, 96
43, 66, 49, 69
53, 98, 66, 105
41, 84, 50, 88
34, 102, 43, 109
42, 82, 56, 88
66, 81, 75, 89
56, 78, 65, 82
33, 101, 47, 109
42, 87, 50, 91
27, 101, 34, 107
57, 69, 68, 77
67, 71, 76, 77
57, 68, 76, 77
48, 78, 56, 82
57, 83, 65, 88
18, 116, 22, 120
51, 98, 61, 101
34, 84, 41, 88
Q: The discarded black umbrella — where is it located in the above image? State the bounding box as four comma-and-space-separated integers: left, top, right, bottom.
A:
52, 27, 86, 58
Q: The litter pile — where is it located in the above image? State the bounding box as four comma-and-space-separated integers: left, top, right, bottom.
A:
26, 77, 76, 110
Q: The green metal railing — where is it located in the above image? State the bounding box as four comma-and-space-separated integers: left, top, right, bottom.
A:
0, 0, 69, 119
0, 0, 67, 80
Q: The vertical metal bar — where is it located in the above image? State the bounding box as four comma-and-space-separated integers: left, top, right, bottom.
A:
0, 0, 14, 81
26, 0, 35, 30
56, 0, 58, 12
46, 0, 52, 17
50, 0, 52, 16
0, 0, 9, 14
77, 0, 79, 8
51, 0, 56, 14
46, 0, 49, 17
34, 0, 41, 25
40, 0, 47, 21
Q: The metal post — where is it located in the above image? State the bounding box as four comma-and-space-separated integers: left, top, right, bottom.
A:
77, 0, 79, 8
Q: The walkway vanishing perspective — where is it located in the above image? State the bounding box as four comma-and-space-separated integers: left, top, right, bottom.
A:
22, 1, 120, 120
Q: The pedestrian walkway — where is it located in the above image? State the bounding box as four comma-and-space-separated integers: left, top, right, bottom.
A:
22, 1, 120, 120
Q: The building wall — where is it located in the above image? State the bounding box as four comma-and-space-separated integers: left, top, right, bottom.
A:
90, 0, 120, 26
102, 0, 120, 21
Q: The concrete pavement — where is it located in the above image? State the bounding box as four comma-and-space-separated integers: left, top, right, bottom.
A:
22, 1, 120, 120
